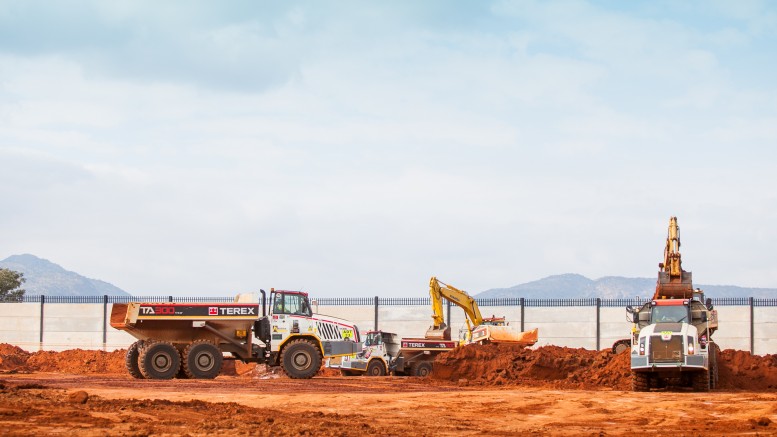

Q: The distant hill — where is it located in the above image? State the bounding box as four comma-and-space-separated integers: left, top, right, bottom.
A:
0, 254, 130, 297
477, 273, 777, 299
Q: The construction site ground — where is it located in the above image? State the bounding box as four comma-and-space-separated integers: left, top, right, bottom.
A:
1, 344, 776, 436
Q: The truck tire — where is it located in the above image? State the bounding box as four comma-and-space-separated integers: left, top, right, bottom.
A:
182, 341, 223, 379
366, 360, 387, 376
125, 340, 145, 379
412, 361, 433, 377
280, 339, 322, 379
611, 339, 630, 355
631, 372, 649, 392
709, 343, 720, 389
139, 341, 181, 380
692, 369, 710, 392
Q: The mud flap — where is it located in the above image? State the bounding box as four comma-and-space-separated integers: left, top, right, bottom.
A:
323, 340, 362, 357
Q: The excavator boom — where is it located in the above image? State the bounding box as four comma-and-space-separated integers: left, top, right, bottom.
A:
655, 216, 694, 299
425, 276, 537, 347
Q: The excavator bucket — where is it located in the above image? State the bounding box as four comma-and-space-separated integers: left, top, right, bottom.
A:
471, 326, 538, 346
425, 323, 452, 341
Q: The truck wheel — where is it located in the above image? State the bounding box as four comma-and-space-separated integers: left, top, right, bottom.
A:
280, 339, 322, 379
183, 341, 223, 379
139, 341, 181, 380
412, 362, 433, 377
611, 339, 630, 355
125, 340, 145, 379
631, 372, 649, 392
693, 369, 710, 392
366, 360, 387, 376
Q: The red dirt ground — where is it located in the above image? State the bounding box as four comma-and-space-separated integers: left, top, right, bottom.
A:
1, 343, 775, 435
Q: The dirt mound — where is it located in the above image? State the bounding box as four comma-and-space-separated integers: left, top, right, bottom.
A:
718, 349, 777, 390
433, 344, 631, 390
433, 344, 777, 391
0, 344, 31, 371
25, 349, 127, 374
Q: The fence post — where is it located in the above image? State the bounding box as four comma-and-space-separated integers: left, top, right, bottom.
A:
596, 298, 601, 351
39, 295, 45, 351
169, 295, 173, 303
374, 296, 379, 331
520, 298, 525, 332
446, 300, 451, 328
750, 297, 754, 354
103, 295, 108, 350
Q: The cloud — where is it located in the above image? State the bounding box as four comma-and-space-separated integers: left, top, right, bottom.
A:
0, 1, 776, 296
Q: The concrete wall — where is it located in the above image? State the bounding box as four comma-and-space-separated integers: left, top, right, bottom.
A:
0, 301, 773, 355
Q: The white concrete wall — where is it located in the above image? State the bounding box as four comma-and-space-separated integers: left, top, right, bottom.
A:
0, 302, 773, 354
0, 302, 40, 349
754, 307, 777, 356
712, 306, 751, 352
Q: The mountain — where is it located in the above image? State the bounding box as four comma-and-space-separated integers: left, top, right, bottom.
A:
477, 273, 777, 299
0, 254, 131, 296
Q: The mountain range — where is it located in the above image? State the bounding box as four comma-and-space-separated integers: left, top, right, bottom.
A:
0, 254, 130, 296
2, 254, 776, 299
476, 273, 777, 299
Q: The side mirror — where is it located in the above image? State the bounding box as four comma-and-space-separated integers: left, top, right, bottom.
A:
705, 297, 714, 310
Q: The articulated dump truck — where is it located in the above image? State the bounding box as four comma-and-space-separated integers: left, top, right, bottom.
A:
111, 289, 361, 380
628, 217, 719, 392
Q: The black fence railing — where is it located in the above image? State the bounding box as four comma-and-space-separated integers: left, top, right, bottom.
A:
5, 295, 777, 306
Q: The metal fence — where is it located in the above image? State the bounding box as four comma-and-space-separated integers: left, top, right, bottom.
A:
4, 295, 777, 306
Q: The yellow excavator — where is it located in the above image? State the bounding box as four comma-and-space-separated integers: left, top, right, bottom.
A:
425, 277, 538, 346
655, 216, 695, 299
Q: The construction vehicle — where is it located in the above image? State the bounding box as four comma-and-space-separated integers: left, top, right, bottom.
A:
427, 277, 538, 346
332, 330, 457, 377
330, 277, 537, 377
628, 217, 719, 392
110, 289, 361, 380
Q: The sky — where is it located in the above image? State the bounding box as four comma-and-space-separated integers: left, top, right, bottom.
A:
1, 1, 776, 298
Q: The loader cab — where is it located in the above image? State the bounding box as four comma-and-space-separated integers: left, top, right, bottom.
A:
270, 290, 312, 317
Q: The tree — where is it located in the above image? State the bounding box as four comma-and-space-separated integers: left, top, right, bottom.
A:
0, 268, 26, 302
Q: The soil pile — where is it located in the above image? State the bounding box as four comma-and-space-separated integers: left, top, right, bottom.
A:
717, 349, 777, 390
0, 344, 31, 371
433, 344, 631, 390
433, 344, 777, 391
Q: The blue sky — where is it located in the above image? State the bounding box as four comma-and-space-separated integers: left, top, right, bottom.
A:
1, 1, 776, 297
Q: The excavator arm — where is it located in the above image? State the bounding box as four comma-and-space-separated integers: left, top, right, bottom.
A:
426, 277, 483, 340
654, 216, 694, 299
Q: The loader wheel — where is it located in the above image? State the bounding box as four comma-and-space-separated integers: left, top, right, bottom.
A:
139, 341, 181, 380
611, 339, 630, 355
412, 361, 433, 377
125, 340, 145, 379
183, 341, 223, 379
366, 360, 387, 376
631, 372, 649, 392
280, 339, 322, 379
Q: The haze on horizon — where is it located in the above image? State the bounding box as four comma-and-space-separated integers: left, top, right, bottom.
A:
1, 1, 776, 297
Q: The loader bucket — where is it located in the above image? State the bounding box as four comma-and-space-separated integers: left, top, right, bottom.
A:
474, 326, 538, 346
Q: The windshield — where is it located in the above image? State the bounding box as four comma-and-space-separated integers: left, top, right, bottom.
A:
364, 332, 382, 347
651, 305, 689, 323
271, 293, 311, 316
